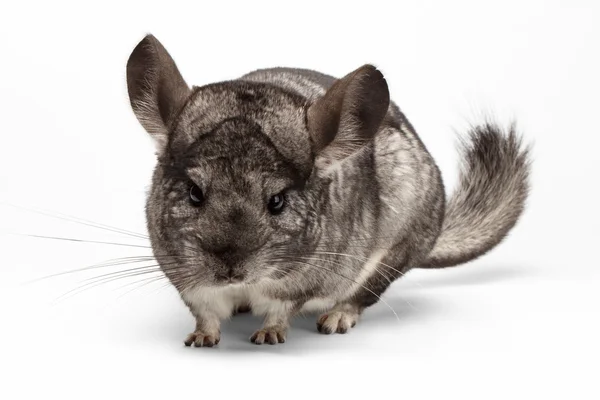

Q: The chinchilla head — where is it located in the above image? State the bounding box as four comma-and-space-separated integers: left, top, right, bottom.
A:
126, 35, 389, 290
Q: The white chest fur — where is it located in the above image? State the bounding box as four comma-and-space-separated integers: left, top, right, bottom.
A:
181, 284, 339, 319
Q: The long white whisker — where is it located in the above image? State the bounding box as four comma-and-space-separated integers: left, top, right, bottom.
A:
10, 233, 151, 249
52, 268, 165, 303
115, 275, 171, 300
24, 255, 200, 284
0, 201, 149, 239
312, 250, 425, 290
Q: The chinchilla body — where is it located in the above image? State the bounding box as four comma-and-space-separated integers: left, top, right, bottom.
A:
238, 68, 446, 309
126, 35, 529, 346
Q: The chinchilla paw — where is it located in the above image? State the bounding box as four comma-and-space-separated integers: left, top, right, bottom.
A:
316, 310, 359, 334
184, 330, 221, 348
250, 325, 287, 345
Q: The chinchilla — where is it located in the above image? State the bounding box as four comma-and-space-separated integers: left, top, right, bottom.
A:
125, 34, 530, 347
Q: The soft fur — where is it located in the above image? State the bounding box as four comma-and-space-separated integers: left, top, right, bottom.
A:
125, 35, 530, 346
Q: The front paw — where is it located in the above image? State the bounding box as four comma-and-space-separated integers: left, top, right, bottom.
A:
184, 330, 221, 348
250, 325, 287, 345
317, 311, 359, 334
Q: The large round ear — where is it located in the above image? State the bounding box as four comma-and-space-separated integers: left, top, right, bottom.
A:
126, 34, 191, 154
307, 65, 389, 162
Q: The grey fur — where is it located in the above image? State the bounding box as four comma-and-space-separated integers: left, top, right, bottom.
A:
126, 35, 530, 346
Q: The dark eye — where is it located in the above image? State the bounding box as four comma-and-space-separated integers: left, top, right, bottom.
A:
267, 193, 286, 214
189, 184, 204, 206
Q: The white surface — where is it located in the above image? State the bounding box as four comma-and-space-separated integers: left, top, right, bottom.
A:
1, 1, 599, 399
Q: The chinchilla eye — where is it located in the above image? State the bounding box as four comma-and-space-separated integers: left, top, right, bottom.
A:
189, 184, 204, 206
267, 192, 286, 214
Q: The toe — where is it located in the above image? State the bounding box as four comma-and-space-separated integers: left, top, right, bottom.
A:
276, 331, 286, 343
336, 314, 352, 334
316, 315, 332, 334
266, 331, 278, 345
184, 334, 195, 347
318, 313, 339, 334
251, 331, 266, 345
203, 336, 215, 347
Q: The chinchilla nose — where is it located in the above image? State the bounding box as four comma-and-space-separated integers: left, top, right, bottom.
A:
212, 245, 243, 267
211, 245, 246, 283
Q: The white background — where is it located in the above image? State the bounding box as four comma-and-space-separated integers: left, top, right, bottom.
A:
1, 1, 599, 399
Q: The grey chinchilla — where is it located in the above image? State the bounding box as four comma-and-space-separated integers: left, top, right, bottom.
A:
125, 34, 530, 346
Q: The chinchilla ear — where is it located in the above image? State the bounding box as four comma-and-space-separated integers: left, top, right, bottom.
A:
307, 64, 389, 161
126, 34, 191, 153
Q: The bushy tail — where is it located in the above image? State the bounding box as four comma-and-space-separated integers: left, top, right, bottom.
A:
420, 122, 531, 269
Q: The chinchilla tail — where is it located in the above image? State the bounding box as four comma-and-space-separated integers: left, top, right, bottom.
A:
419, 122, 531, 269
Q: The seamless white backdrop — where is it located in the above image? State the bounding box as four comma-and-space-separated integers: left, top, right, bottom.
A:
1, 1, 599, 399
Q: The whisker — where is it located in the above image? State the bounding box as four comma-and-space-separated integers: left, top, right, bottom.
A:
10, 233, 152, 249
78, 261, 183, 283
150, 280, 178, 294
298, 256, 398, 302
310, 250, 425, 290
0, 201, 149, 239
53, 267, 170, 303
24, 257, 155, 284
24, 254, 199, 284
275, 256, 400, 321
272, 243, 391, 253
304, 252, 393, 282
115, 275, 171, 300
312, 250, 411, 280
274, 234, 400, 245
261, 265, 306, 295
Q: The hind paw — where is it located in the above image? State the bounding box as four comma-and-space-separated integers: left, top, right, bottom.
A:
316, 310, 359, 334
